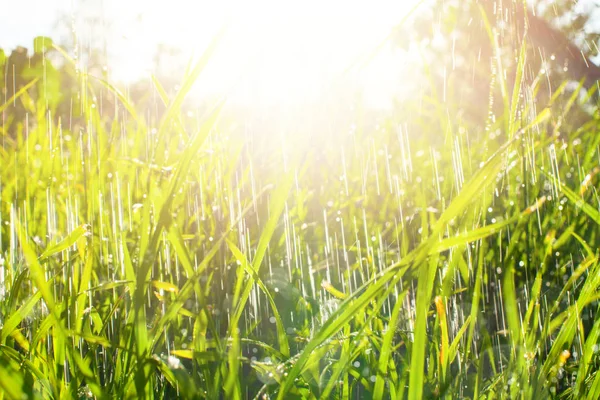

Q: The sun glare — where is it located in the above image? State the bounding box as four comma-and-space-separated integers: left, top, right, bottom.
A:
1, 0, 424, 108
99, 0, 423, 108
197, 0, 422, 108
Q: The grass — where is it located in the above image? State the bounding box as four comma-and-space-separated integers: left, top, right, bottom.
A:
2, 22, 600, 400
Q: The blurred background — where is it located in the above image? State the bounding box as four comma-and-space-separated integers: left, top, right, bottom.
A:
3, 0, 600, 122
0, 0, 429, 109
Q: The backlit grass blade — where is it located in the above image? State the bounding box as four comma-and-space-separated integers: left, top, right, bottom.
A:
408, 258, 435, 400
226, 239, 290, 357
151, 74, 170, 106
435, 296, 449, 381
479, 3, 510, 136
560, 180, 600, 225
373, 289, 409, 399
429, 134, 517, 239
149, 195, 263, 353
39, 224, 88, 261
319, 281, 402, 399
225, 172, 294, 398
0, 291, 42, 343
539, 260, 600, 391
508, 33, 527, 140
277, 269, 404, 399
447, 316, 471, 364
132, 101, 224, 397
575, 310, 600, 396
502, 264, 522, 346
15, 221, 57, 316
0, 78, 39, 115
155, 23, 228, 146
87, 74, 140, 122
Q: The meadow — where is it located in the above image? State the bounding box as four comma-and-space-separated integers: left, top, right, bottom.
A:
2, 10, 600, 400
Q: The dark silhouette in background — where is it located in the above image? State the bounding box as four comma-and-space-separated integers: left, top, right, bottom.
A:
397, 0, 600, 129
517, 6, 600, 88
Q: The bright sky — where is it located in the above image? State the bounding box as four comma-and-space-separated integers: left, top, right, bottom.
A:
0, 0, 427, 108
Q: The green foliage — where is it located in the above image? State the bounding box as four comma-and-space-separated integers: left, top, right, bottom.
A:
33, 36, 53, 54
2, 9, 600, 400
